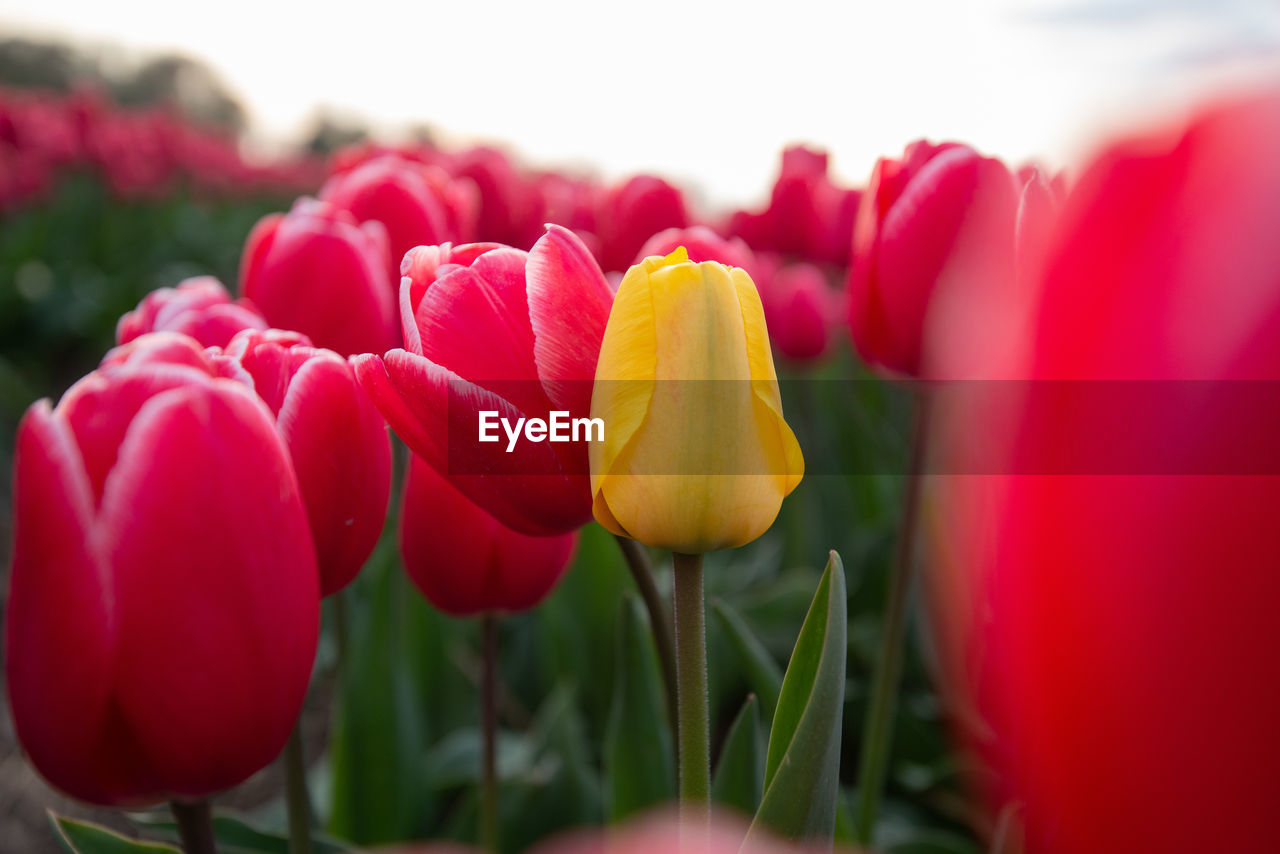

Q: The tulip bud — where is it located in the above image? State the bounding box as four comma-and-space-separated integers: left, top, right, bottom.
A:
117, 276, 267, 348
240, 197, 396, 357
321, 153, 474, 278
4, 337, 319, 806
758, 262, 837, 363
848, 140, 1019, 377
400, 454, 575, 616
589, 248, 803, 553
598, 175, 689, 273
634, 225, 756, 274
223, 328, 392, 596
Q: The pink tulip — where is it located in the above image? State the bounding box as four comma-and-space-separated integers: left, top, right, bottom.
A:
117, 276, 267, 349
241, 197, 396, 357
848, 140, 1018, 377
354, 225, 612, 536
759, 262, 837, 363
634, 225, 756, 273
400, 455, 575, 616
597, 175, 689, 273
4, 335, 318, 806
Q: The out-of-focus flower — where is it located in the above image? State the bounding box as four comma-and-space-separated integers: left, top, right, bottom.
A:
928, 93, 1280, 854
847, 140, 1018, 378
451, 145, 528, 246
354, 225, 613, 535
4, 336, 318, 806
723, 146, 861, 267
590, 248, 803, 553
634, 226, 756, 274
758, 262, 838, 364
117, 276, 267, 349
400, 454, 575, 616
320, 153, 475, 280
598, 175, 689, 273
241, 197, 396, 357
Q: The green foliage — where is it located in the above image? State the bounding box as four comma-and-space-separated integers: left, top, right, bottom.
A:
48, 814, 179, 854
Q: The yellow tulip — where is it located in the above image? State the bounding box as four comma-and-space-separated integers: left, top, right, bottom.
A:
589, 247, 804, 554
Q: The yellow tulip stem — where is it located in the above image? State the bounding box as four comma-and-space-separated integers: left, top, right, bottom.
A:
284, 722, 314, 854
672, 552, 710, 812
169, 798, 216, 854
853, 391, 932, 845
614, 535, 679, 737
480, 614, 500, 854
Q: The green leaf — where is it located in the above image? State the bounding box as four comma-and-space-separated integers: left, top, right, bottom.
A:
49, 813, 179, 854
711, 694, 763, 815
327, 539, 430, 844
603, 594, 675, 821
747, 551, 848, 844
129, 813, 352, 854
710, 598, 783, 722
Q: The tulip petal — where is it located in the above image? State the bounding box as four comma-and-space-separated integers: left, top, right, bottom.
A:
732, 266, 805, 495
278, 354, 391, 595
5, 402, 122, 804
589, 256, 659, 535
413, 248, 551, 417
99, 381, 319, 800
527, 224, 614, 414
355, 350, 589, 535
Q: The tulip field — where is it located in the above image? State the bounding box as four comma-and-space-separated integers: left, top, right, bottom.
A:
3, 77, 1280, 854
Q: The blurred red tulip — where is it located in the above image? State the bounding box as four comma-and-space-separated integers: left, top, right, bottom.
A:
452, 145, 529, 246
320, 153, 473, 280
241, 197, 396, 357
354, 225, 613, 535
634, 225, 756, 273
400, 454, 575, 616
758, 262, 837, 364
598, 174, 689, 273
223, 328, 391, 596
4, 336, 319, 806
848, 140, 1018, 378
117, 276, 267, 349
928, 93, 1280, 854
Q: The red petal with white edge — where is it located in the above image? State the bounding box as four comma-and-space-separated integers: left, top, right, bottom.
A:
414, 247, 551, 417
526, 224, 614, 416
278, 354, 391, 596
354, 350, 590, 535
4, 401, 124, 805
100, 381, 318, 802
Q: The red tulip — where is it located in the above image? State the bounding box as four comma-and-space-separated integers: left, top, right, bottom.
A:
634, 225, 756, 273
223, 328, 391, 596
400, 454, 575, 616
598, 174, 689, 273
354, 225, 613, 536
4, 336, 319, 806
241, 197, 396, 357
321, 153, 474, 279
117, 276, 267, 349
928, 93, 1280, 854
848, 140, 1018, 377
451, 146, 529, 247
758, 262, 837, 363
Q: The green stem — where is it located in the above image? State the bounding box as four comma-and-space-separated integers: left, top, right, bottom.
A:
169, 799, 217, 854
671, 552, 709, 809
480, 614, 500, 854
614, 535, 679, 738
853, 392, 931, 845
284, 723, 313, 854
333, 592, 349, 676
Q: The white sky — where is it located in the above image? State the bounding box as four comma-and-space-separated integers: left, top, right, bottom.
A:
3, 0, 1279, 209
